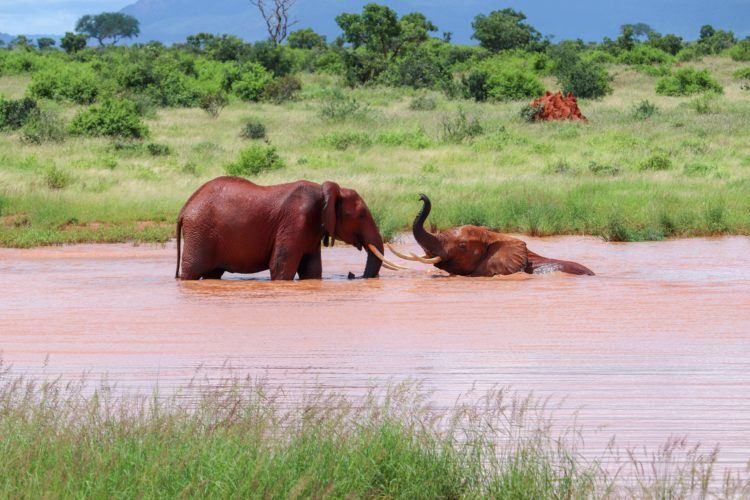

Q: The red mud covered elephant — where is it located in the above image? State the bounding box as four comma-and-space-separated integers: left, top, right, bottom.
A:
388, 194, 594, 277
175, 176, 403, 280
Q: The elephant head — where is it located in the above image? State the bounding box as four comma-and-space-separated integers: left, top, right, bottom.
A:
408, 194, 594, 277
322, 181, 403, 279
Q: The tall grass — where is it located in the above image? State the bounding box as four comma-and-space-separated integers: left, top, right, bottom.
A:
0, 365, 748, 498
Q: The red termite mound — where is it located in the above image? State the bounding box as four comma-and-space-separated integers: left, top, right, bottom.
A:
528, 91, 587, 122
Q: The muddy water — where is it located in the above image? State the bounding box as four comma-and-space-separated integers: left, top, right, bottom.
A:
1, 236, 750, 464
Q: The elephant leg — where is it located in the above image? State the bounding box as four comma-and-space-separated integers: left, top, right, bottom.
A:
297, 250, 322, 280
269, 244, 301, 281
201, 268, 225, 280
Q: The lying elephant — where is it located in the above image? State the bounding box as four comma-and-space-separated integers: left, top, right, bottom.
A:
388, 194, 594, 277
176, 176, 403, 280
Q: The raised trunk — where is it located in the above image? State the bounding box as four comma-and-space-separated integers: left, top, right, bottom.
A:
362, 232, 384, 279
412, 194, 443, 257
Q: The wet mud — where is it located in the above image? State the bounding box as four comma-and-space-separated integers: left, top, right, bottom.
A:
1, 235, 749, 464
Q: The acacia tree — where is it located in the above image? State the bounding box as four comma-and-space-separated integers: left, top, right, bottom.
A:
36, 37, 56, 50
75, 12, 140, 46
61, 32, 88, 53
471, 9, 540, 52
250, 0, 297, 45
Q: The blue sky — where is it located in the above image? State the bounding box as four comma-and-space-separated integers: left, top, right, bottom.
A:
1, 0, 131, 34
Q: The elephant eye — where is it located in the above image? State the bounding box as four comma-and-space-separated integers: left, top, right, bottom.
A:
458, 242, 467, 251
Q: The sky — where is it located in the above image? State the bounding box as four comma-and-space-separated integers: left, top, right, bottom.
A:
0, 0, 131, 34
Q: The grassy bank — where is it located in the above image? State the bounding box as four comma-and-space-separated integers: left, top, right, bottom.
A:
1, 368, 747, 498
1, 56, 749, 247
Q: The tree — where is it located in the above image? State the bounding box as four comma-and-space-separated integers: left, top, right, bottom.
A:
700, 25, 716, 41
10, 35, 33, 51
647, 32, 683, 55
471, 9, 540, 52
622, 23, 654, 41
336, 4, 437, 61
616, 25, 636, 51
250, 0, 297, 45
75, 12, 140, 46
287, 28, 326, 50
61, 32, 88, 53
36, 37, 56, 50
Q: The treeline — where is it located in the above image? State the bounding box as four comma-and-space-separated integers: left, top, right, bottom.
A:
1, 4, 749, 141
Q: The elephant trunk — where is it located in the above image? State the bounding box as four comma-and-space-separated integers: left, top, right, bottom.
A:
362, 232, 384, 279
412, 194, 443, 258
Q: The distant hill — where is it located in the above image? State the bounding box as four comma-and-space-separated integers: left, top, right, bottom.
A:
119, 0, 750, 45
0, 33, 14, 45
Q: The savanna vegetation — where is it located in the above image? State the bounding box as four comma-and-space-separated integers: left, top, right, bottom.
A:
1, 4, 749, 247
1, 367, 748, 498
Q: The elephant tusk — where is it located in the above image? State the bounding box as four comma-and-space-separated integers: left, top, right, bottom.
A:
367, 244, 408, 270
386, 243, 421, 261
381, 261, 401, 271
414, 254, 442, 265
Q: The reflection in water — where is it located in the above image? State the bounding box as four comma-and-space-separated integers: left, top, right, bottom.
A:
1, 236, 750, 465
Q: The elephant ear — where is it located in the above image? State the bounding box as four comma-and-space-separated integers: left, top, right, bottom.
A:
321, 181, 341, 237
477, 235, 529, 276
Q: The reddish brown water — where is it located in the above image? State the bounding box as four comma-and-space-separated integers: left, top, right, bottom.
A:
1, 236, 749, 464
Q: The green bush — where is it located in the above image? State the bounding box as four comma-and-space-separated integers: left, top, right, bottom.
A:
318, 89, 365, 121
656, 68, 722, 96
631, 100, 659, 120
0, 97, 38, 130
225, 144, 284, 176
587, 161, 621, 176
617, 45, 672, 65
519, 102, 545, 122
21, 108, 66, 144
440, 108, 483, 143
28, 66, 100, 105
320, 131, 372, 150
733, 67, 750, 80
232, 63, 273, 102
728, 40, 750, 61
198, 91, 228, 118
262, 75, 302, 103
409, 94, 437, 111
462, 70, 490, 101
485, 69, 544, 101
146, 143, 171, 156
555, 59, 611, 98
386, 46, 452, 90
42, 164, 72, 189
639, 151, 672, 171
690, 94, 719, 114
240, 119, 266, 139
69, 99, 149, 139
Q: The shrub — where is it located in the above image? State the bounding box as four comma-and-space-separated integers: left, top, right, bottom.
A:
617, 45, 672, 65
485, 69, 544, 101
440, 108, 483, 143
409, 94, 437, 111
69, 99, 149, 139
321, 131, 372, 151
543, 159, 576, 175
656, 68, 722, 96
733, 67, 750, 80
386, 47, 452, 90
225, 144, 284, 176
519, 102, 544, 122
240, 119, 266, 139
232, 63, 273, 102
0, 97, 38, 130
42, 164, 71, 189
555, 59, 611, 98
639, 152, 672, 171
146, 143, 171, 156
587, 161, 621, 176
683, 163, 715, 177
262, 75, 302, 103
728, 40, 750, 61
318, 89, 365, 121
462, 70, 489, 102
199, 92, 228, 118
631, 100, 659, 120
21, 109, 66, 144
691, 94, 719, 114
28, 66, 100, 105
375, 129, 431, 149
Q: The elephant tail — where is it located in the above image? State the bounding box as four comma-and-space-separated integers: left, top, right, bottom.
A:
526, 251, 595, 276
175, 215, 183, 279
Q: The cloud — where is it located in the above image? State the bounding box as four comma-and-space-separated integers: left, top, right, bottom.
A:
0, 0, 132, 34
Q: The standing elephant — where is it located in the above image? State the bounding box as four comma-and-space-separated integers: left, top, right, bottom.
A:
390, 194, 594, 277
175, 176, 402, 280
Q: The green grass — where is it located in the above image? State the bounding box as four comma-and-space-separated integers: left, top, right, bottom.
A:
1, 367, 746, 498
1, 57, 750, 247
